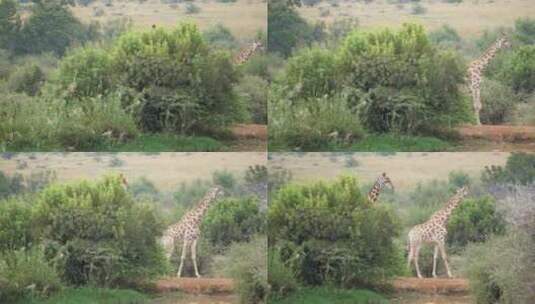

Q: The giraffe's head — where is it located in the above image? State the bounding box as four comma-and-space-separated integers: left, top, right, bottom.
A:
496, 34, 511, 49
210, 185, 226, 201
252, 41, 264, 52
378, 172, 395, 191
455, 186, 469, 198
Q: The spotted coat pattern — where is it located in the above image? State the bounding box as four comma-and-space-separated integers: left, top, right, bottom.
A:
407, 187, 468, 278
367, 172, 394, 203
234, 41, 263, 65
468, 36, 511, 125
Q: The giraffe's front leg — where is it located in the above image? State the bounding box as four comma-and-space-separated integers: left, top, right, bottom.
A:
414, 245, 423, 279
177, 239, 189, 277
438, 243, 453, 278
432, 245, 439, 278
191, 239, 201, 278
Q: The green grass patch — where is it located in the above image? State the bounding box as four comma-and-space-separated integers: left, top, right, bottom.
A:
16, 288, 149, 304
103, 134, 225, 152
3, 133, 226, 152
269, 134, 453, 152
347, 134, 453, 152
270, 287, 389, 304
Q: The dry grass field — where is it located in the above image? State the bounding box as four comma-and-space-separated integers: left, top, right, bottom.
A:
299, 0, 535, 38
0, 153, 266, 191
269, 152, 508, 190
70, 0, 266, 40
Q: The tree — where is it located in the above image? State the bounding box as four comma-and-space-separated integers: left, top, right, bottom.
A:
268, 0, 313, 57
0, 0, 21, 52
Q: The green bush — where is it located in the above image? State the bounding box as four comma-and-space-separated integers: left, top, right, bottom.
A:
0, 197, 33, 252
338, 24, 469, 133
429, 24, 462, 50
212, 170, 237, 191
514, 17, 535, 45
17, 2, 87, 56
235, 75, 268, 124
202, 24, 237, 50
56, 47, 114, 99
268, 1, 315, 57
482, 152, 535, 186
113, 24, 243, 134
6, 62, 45, 96
284, 47, 338, 99
202, 198, 265, 251
269, 175, 403, 287
269, 93, 364, 150
0, 247, 63, 303
268, 246, 298, 300
462, 231, 535, 304
479, 79, 519, 124
0, 0, 21, 53
32, 175, 167, 286
447, 196, 506, 248
215, 236, 268, 304
500, 45, 535, 93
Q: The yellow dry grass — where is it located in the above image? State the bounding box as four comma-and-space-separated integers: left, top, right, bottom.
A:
299, 0, 535, 38
0, 152, 266, 191
71, 0, 266, 41
269, 152, 509, 190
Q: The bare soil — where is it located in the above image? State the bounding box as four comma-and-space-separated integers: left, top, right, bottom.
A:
228, 124, 267, 152
457, 124, 535, 143
393, 277, 469, 295
391, 293, 473, 304
155, 277, 235, 294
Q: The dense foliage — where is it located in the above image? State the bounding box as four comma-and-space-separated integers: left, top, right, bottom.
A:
482, 152, 535, 186
269, 175, 403, 287
32, 175, 167, 286
202, 198, 265, 250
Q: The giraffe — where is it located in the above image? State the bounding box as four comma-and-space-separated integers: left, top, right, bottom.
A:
468, 35, 511, 125
367, 172, 394, 203
233, 41, 263, 65
407, 186, 469, 279
160, 186, 225, 278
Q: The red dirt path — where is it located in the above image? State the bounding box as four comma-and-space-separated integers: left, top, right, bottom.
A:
392, 277, 470, 295
230, 124, 267, 140
155, 277, 235, 294
457, 124, 535, 142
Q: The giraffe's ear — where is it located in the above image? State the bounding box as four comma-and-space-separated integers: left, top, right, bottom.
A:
382, 172, 386, 176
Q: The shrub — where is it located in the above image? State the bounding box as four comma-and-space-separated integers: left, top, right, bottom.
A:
411, 3, 426, 15
17, 2, 87, 56
462, 231, 535, 304
184, 3, 200, 14
6, 63, 45, 96
500, 45, 535, 93
338, 24, 470, 133
56, 47, 114, 99
0, 197, 33, 252
128, 177, 161, 201
268, 246, 297, 300
212, 170, 237, 191
113, 24, 242, 134
268, 1, 315, 57
482, 152, 535, 186
215, 236, 268, 304
31, 175, 167, 286
235, 75, 268, 124
514, 17, 535, 45
0, 247, 63, 303
0, 0, 21, 52
284, 47, 338, 100
479, 79, 519, 124
202, 24, 237, 50
447, 196, 506, 248
269, 176, 403, 287
202, 198, 265, 251
429, 24, 462, 50
269, 93, 364, 150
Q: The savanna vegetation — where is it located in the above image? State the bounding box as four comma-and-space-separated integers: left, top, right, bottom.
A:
0, 161, 268, 304
0, 0, 267, 152
268, 152, 535, 304
268, 0, 535, 151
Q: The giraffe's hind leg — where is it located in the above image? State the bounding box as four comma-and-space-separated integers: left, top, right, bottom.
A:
414, 245, 423, 279
177, 239, 189, 277
432, 245, 439, 278
191, 239, 201, 278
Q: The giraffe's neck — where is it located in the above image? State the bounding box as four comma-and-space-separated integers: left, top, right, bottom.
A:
367, 178, 386, 203
428, 192, 465, 227
471, 40, 506, 72
234, 43, 260, 65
